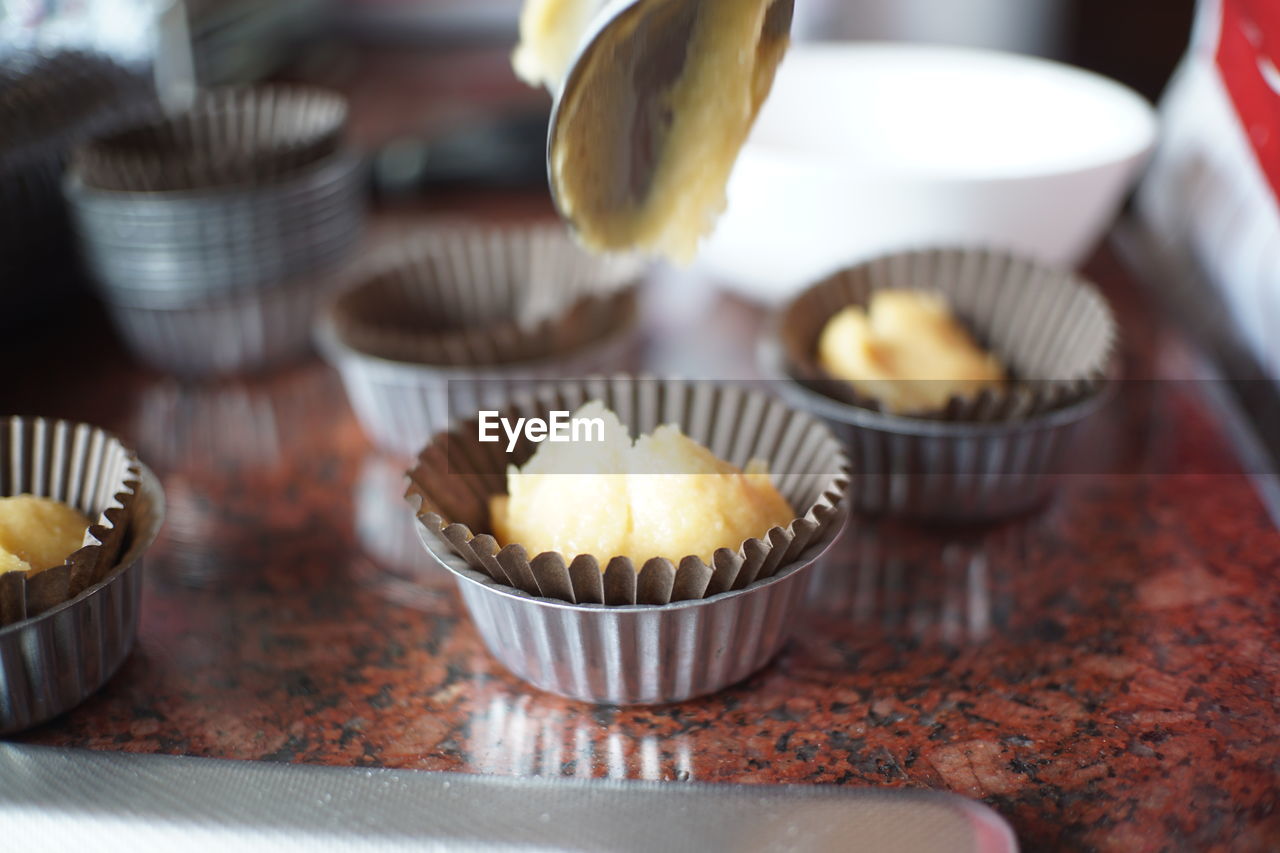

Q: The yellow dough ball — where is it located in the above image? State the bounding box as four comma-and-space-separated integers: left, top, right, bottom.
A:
817, 290, 1006, 414
489, 401, 794, 565
0, 495, 91, 575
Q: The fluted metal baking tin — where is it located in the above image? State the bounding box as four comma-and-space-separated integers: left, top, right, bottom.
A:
316, 315, 640, 458
0, 462, 164, 735
83, 214, 361, 297
760, 337, 1109, 521
417, 511, 847, 705
66, 166, 363, 263
66, 153, 365, 300
72, 187, 361, 261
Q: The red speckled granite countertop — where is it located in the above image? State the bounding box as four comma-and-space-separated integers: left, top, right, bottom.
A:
6, 217, 1280, 852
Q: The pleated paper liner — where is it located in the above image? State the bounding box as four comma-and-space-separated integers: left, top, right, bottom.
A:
405, 377, 850, 606
71, 84, 347, 193
0, 417, 141, 626
328, 224, 646, 367
779, 248, 1119, 422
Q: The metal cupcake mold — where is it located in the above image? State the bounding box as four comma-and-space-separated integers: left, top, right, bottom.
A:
66, 152, 366, 302
0, 419, 165, 734
766, 247, 1118, 521
405, 376, 852, 704
327, 225, 646, 365
418, 515, 845, 705
770, 358, 1109, 520
82, 211, 362, 298
317, 224, 646, 456
0, 418, 139, 625
407, 376, 849, 591
67, 158, 363, 249
317, 313, 642, 458
0, 467, 163, 734
62, 87, 366, 377
778, 247, 1116, 419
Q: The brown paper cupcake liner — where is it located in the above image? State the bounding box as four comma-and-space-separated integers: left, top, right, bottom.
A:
328, 224, 646, 367
71, 85, 347, 192
0, 417, 142, 626
405, 377, 850, 605
779, 248, 1118, 422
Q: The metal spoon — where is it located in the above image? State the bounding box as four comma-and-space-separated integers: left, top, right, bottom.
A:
546, 0, 794, 242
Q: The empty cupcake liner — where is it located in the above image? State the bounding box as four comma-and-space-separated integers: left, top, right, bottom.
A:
779, 248, 1117, 420
329, 224, 647, 366
103, 263, 350, 377
0, 417, 164, 734
318, 224, 647, 456
71, 85, 347, 193
768, 247, 1119, 521
405, 377, 850, 703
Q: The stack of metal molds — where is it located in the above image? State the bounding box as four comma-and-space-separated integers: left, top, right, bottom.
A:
65, 85, 365, 376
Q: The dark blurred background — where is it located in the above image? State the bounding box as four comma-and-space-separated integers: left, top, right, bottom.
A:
194, 0, 1199, 150
0, 0, 1199, 345
4, 0, 1196, 152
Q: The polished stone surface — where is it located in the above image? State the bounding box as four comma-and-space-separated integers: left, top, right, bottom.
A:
7, 238, 1280, 853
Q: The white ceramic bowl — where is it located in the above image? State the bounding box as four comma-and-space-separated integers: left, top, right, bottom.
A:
697, 43, 1158, 301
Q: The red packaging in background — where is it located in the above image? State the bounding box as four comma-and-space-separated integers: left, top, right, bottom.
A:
1139, 0, 1280, 379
